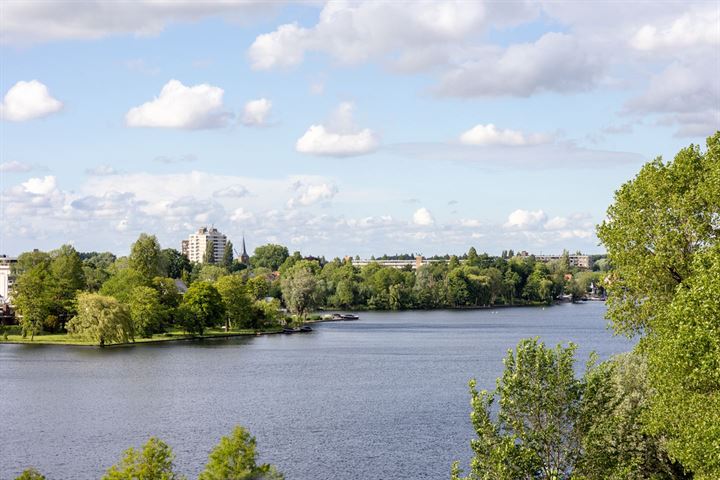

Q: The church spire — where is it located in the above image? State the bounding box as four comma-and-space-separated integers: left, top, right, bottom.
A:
240, 233, 250, 264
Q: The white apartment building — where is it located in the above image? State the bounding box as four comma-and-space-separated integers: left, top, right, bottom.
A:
0, 256, 17, 304
184, 227, 227, 264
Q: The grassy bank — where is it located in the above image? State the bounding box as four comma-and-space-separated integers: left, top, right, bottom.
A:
0, 326, 283, 347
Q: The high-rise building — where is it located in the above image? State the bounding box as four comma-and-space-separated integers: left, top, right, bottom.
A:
183, 227, 227, 264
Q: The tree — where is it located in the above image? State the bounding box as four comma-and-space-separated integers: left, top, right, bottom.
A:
160, 248, 191, 279
14, 468, 45, 480
67, 293, 134, 345
280, 264, 320, 321
246, 275, 270, 300
452, 339, 585, 480
129, 234, 163, 281
128, 286, 166, 337
12, 263, 53, 339
100, 268, 147, 304
199, 426, 284, 480
597, 134, 720, 476
179, 282, 225, 335
83, 252, 117, 291
103, 437, 184, 480
216, 275, 253, 330
204, 239, 215, 264
49, 244, 86, 325
251, 244, 289, 271
222, 241, 234, 269
197, 264, 228, 283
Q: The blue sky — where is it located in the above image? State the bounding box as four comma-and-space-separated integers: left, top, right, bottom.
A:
1, 1, 718, 258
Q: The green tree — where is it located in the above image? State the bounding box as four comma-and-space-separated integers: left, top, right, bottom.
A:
129, 234, 163, 282
222, 241, 234, 269
197, 264, 228, 282
251, 244, 289, 271
128, 286, 166, 337
49, 244, 86, 325
246, 274, 270, 300
160, 248, 191, 279
216, 274, 253, 330
199, 426, 284, 480
103, 437, 184, 480
204, 239, 215, 264
452, 339, 585, 480
83, 252, 117, 291
67, 293, 134, 345
179, 282, 225, 335
280, 264, 320, 321
12, 263, 53, 339
100, 268, 147, 304
14, 469, 45, 480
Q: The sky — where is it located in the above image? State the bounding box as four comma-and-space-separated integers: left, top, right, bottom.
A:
1, 0, 718, 259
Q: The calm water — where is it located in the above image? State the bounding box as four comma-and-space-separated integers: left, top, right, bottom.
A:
0, 303, 632, 480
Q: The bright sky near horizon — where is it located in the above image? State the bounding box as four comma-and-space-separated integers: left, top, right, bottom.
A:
1, 1, 718, 258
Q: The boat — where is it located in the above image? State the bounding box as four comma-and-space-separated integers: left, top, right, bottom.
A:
340, 313, 359, 320
282, 327, 299, 334
299, 325, 313, 332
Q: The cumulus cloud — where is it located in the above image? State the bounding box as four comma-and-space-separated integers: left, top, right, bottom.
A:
459, 124, 552, 146
413, 207, 435, 226
287, 182, 339, 208
0, 161, 33, 173
504, 209, 546, 229
296, 102, 379, 157
0, 80, 62, 121
241, 98, 272, 126
631, 9, 720, 52
125, 79, 231, 129
214, 185, 250, 198
437, 33, 604, 97
22, 176, 57, 195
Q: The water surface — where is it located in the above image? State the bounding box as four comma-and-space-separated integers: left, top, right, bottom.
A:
0, 303, 632, 479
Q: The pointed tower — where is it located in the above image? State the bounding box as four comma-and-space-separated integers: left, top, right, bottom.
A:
240, 234, 250, 265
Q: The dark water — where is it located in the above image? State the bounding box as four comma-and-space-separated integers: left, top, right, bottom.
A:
0, 303, 632, 480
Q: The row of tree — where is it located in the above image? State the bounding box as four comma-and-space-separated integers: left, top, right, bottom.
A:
15, 425, 283, 480
454, 133, 720, 479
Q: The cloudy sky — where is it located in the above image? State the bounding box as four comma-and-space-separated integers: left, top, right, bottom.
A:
1, 1, 718, 258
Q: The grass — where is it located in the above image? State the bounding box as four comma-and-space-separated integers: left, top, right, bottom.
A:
0, 325, 284, 347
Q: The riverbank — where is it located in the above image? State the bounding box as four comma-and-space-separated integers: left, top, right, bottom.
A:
0, 326, 284, 347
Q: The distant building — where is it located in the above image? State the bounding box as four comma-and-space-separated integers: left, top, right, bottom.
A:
350, 255, 442, 270
0, 255, 18, 304
517, 251, 592, 269
183, 227, 227, 264
181, 240, 189, 258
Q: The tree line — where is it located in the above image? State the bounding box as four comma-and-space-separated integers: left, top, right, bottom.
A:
6, 235, 604, 343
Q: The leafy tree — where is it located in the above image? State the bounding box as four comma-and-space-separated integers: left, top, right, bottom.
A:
152, 277, 181, 309
102, 437, 184, 480
251, 244, 289, 271
100, 268, 147, 304
14, 468, 45, 480
222, 241, 234, 269
67, 293, 134, 345
160, 248, 191, 279
280, 264, 320, 321
197, 264, 228, 283
246, 274, 270, 300
12, 263, 53, 339
128, 286, 166, 337
199, 426, 284, 480
216, 274, 253, 330
577, 353, 687, 480
452, 339, 585, 480
204, 239, 215, 264
83, 252, 117, 291
179, 282, 224, 335
129, 234, 163, 282
49, 244, 86, 323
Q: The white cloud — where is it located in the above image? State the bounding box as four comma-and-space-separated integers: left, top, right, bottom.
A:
249, 23, 309, 70
296, 102, 379, 157
631, 9, 720, 52
413, 207, 435, 226
0, 161, 32, 173
287, 183, 339, 208
438, 32, 604, 97
459, 124, 551, 146
214, 185, 250, 198
504, 209, 546, 229
241, 98, 272, 126
0, 80, 62, 121
22, 176, 57, 195
544, 216, 569, 230
125, 79, 230, 129
2, 1, 277, 44
230, 207, 254, 223
459, 218, 482, 227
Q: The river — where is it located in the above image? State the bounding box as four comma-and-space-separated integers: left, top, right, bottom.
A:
0, 302, 632, 479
